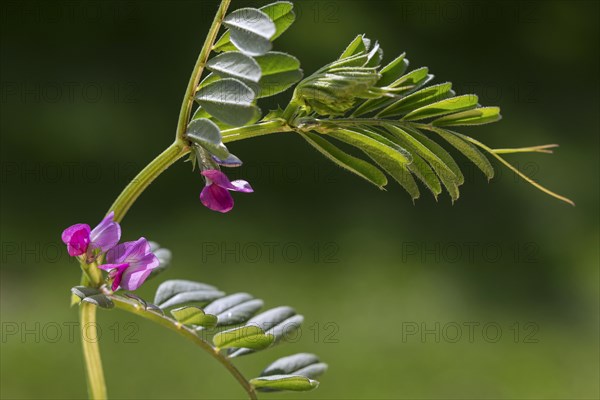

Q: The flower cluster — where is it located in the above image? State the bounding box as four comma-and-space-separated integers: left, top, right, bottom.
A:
62, 212, 159, 291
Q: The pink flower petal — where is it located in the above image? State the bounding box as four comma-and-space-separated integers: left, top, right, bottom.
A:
229, 179, 254, 193
97, 263, 129, 291
106, 242, 129, 264
120, 257, 158, 291
61, 224, 91, 256
202, 169, 234, 188
105, 238, 150, 264
89, 212, 121, 253
200, 183, 235, 213
101, 238, 158, 291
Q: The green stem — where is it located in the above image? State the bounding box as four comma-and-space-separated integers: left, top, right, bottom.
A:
222, 119, 292, 143
108, 141, 189, 223
176, 0, 232, 141
80, 302, 107, 400
110, 295, 258, 400
282, 98, 303, 123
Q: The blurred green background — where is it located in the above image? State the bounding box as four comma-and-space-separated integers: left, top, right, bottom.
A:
1, 1, 598, 399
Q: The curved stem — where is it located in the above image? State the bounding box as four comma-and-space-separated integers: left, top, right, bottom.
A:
108, 141, 189, 223
176, 0, 232, 141
109, 295, 258, 400
80, 302, 107, 400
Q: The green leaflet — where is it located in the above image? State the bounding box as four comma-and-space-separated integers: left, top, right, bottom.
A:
385, 125, 461, 200
197, 73, 221, 91
390, 66, 430, 89
222, 8, 276, 56
213, 325, 274, 350
324, 128, 412, 165
254, 52, 303, 98
261, 353, 328, 380
202, 293, 264, 327
432, 106, 502, 126
228, 306, 303, 358
170, 306, 217, 328
193, 105, 262, 131
378, 83, 454, 118
251, 375, 319, 392
398, 124, 465, 185
428, 126, 495, 180
316, 126, 417, 197
406, 153, 443, 199
402, 94, 479, 121
186, 118, 230, 159
206, 52, 262, 84
369, 126, 444, 198
341, 127, 417, 199
362, 147, 420, 200
214, 2, 295, 52
339, 34, 370, 59
377, 53, 409, 87
195, 78, 259, 127
299, 131, 388, 189
258, 1, 295, 41
364, 42, 383, 68
154, 280, 225, 309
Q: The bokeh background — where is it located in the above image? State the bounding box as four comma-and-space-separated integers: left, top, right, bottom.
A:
1, 1, 598, 399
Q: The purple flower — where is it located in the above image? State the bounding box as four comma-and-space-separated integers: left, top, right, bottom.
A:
62, 212, 121, 257
98, 238, 159, 291
200, 170, 253, 213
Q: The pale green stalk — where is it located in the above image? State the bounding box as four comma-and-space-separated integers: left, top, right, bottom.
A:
80, 302, 107, 400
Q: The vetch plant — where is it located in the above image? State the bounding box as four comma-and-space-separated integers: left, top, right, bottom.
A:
65, 1, 574, 399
